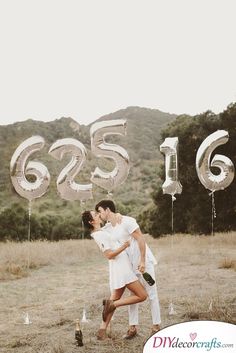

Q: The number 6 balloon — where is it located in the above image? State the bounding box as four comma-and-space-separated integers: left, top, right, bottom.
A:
10, 136, 50, 200
196, 130, 235, 192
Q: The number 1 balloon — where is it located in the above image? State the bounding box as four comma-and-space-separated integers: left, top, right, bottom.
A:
160, 137, 182, 316
160, 137, 182, 196
10, 136, 50, 200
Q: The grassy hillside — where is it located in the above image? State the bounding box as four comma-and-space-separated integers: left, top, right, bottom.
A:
0, 107, 176, 218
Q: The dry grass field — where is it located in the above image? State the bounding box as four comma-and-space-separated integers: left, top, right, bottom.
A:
0, 233, 235, 353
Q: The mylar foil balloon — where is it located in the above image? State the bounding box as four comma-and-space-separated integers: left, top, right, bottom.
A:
10, 136, 50, 200
196, 130, 235, 191
48, 138, 93, 201
90, 119, 130, 192
160, 137, 182, 196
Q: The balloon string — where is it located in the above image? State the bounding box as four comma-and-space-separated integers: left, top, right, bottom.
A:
169, 195, 176, 315
28, 200, 31, 241
171, 196, 174, 236
211, 191, 216, 236
80, 200, 86, 240
208, 191, 216, 310
171, 196, 174, 255
24, 200, 32, 324
27, 200, 32, 273
171, 195, 176, 237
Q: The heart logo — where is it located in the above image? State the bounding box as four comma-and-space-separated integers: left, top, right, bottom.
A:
190, 333, 197, 341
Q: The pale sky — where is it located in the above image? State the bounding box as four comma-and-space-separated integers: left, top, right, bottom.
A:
0, 0, 235, 126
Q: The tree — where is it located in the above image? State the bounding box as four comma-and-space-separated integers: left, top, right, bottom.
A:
139, 104, 236, 236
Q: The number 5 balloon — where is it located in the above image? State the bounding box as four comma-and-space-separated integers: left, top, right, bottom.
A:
90, 119, 130, 192
196, 130, 235, 191
10, 136, 50, 200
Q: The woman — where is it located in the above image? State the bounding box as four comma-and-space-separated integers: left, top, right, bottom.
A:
82, 210, 147, 340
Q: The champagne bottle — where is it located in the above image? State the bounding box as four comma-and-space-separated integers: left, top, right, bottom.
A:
75, 319, 83, 346
142, 272, 155, 286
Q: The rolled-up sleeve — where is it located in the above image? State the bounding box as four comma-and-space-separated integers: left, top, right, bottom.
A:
124, 217, 139, 234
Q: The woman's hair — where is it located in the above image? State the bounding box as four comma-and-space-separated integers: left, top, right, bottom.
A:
82, 210, 94, 230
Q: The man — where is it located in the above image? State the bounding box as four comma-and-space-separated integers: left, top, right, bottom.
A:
95, 199, 161, 338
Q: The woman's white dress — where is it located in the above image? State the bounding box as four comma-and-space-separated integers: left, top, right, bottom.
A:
91, 230, 138, 291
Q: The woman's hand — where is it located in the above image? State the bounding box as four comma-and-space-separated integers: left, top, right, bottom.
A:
123, 240, 130, 248
104, 240, 130, 260
116, 213, 123, 224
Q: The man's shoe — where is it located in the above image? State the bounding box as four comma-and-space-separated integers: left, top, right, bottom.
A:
122, 327, 137, 339
102, 299, 116, 322
96, 328, 108, 340
151, 325, 161, 335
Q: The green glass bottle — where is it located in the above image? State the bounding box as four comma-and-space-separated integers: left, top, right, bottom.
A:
142, 272, 155, 286
75, 319, 83, 346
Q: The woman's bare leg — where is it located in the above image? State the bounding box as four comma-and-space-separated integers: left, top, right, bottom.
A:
99, 281, 147, 334
113, 280, 147, 308
100, 287, 125, 330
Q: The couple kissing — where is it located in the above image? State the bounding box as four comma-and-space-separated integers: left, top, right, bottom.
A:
82, 199, 161, 340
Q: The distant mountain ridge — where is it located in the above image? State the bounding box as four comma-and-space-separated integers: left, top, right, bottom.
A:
0, 106, 177, 216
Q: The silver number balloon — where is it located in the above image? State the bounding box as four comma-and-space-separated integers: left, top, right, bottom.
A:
160, 137, 182, 195
90, 119, 130, 192
48, 138, 93, 201
196, 130, 235, 191
10, 136, 50, 200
